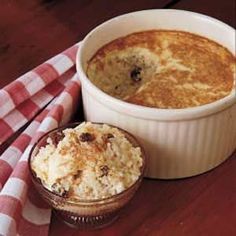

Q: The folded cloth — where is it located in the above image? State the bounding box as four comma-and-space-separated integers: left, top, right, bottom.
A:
0, 68, 75, 145
0, 103, 52, 190
0, 44, 78, 119
0, 44, 79, 148
0, 44, 81, 236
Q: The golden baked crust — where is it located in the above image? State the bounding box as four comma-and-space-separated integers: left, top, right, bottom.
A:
87, 30, 235, 109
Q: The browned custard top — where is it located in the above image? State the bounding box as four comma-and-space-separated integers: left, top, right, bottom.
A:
87, 30, 235, 108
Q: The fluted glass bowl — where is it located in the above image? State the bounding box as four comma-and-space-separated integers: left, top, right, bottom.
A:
29, 122, 146, 229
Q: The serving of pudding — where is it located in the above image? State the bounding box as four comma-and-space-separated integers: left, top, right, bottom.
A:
87, 30, 235, 109
31, 122, 143, 200
30, 122, 145, 228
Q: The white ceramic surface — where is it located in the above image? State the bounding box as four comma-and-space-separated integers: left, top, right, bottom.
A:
76, 9, 236, 179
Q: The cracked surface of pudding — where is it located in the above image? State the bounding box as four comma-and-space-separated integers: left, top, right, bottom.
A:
86, 30, 235, 108
31, 122, 143, 200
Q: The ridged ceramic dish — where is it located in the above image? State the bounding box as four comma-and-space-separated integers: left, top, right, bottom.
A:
76, 9, 236, 179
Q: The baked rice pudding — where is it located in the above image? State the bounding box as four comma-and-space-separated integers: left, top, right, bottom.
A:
31, 122, 143, 200
87, 30, 235, 108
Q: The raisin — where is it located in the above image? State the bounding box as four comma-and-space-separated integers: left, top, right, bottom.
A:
74, 170, 82, 179
49, 132, 65, 146
130, 66, 142, 82
107, 133, 114, 139
51, 183, 69, 197
100, 165, 109, 177
79, 132, 95, 142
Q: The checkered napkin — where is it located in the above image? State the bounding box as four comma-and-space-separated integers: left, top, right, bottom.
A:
0, 44, 81, 236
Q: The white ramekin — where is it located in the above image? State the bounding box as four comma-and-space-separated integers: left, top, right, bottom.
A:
76, 9, 236, 179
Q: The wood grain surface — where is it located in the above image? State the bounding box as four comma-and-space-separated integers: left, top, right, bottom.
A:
0, 0, 235, 235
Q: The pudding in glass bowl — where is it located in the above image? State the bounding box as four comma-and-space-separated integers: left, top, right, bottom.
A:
29, 122, 145, 229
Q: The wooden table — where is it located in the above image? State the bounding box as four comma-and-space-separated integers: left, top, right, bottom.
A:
0, 0, 235, 235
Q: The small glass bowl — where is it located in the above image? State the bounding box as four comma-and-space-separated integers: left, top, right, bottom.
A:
29, 122, 146, 229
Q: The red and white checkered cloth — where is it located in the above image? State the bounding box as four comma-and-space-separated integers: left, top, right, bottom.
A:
0, 44, 81, 236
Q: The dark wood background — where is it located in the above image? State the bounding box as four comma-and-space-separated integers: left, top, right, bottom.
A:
0, 0, 235, 235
